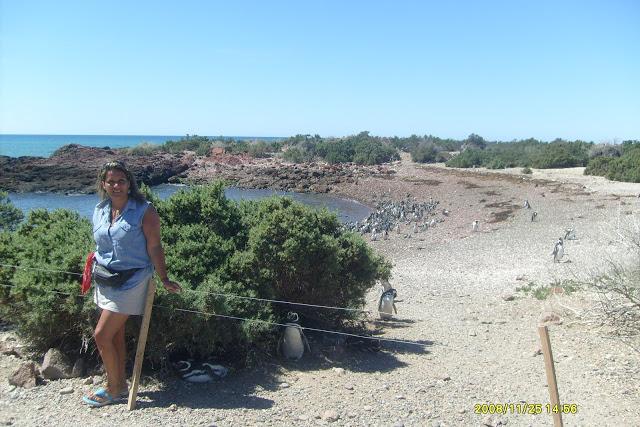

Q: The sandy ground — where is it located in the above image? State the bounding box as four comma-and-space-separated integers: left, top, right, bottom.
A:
1, 155, 639, 426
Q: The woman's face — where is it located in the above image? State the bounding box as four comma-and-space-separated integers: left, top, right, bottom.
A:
102, 169, 130, 201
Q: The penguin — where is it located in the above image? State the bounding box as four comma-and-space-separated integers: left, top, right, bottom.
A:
378, 288, 398, 320
174, 360, 221, 383
564, 227, 576, 240
371, 228, 378, 241
278, 312, 310, 360
395, 223, 401, 234
383, 229, 389, 240
552, 238, 564, 263
472, 220, 479, 232
524, 200, 531, 209
413, 223, 418, 233
531, 211, 538, 222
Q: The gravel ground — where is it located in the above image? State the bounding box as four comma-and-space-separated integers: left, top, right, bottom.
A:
1, 155, 639, 426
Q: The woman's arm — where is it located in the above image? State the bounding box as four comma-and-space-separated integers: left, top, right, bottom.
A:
142, 205, 181, 293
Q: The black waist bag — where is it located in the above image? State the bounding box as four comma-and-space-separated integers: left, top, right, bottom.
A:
92, 263, 140, 288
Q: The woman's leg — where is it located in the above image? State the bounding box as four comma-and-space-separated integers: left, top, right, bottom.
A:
92, 309, 129, 398
114, 323, 127, 393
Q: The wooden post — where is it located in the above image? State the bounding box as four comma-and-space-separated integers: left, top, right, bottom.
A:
538, 325, 563, 427
127, 279, 156, 410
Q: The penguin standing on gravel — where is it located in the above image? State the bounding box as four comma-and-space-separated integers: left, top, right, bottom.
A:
279, 312, 310, 360
472, 220, 479, 232
524, 200, 531, 209
531, 211, 538, 222
378, 288, 398, 320
552, 238, 565, 263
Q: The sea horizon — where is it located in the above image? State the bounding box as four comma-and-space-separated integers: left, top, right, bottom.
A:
0, 133, 283, 158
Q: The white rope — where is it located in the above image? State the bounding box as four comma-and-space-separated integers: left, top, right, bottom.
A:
0, 263, 398, 317
154, 305, 428, 348
0, 282, 421, 340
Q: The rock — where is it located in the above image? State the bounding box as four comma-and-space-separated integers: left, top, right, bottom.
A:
83, 377, 94, 385
468, 331, 477, 337
41, 348, 73, 380
395, 395, 406, 400
168, 403, 177, 412
344, 384, 354, 390
441, 375, 451, 381
539, 312, 562, 326
71, 358, 85, 378
59, 386, 74, 395
332, 367, 345, 375
482, 415, 496, 426
297, 414, 309, 421
501, 294, 515, 301
8, 362, 39, 388
321, 410, 340, 422
279, 382, 290, 389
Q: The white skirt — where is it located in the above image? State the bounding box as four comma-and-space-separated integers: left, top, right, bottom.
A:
93, 275, 152, 316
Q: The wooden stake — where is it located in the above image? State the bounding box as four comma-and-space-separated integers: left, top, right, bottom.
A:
538, 325, 563, 427
127, 279, 156, 411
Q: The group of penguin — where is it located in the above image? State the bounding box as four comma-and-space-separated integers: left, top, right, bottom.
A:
523, 199, 577, 263
276, 280, 399, 361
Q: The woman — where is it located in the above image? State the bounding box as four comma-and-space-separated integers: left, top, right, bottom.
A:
83, 160, 181, 407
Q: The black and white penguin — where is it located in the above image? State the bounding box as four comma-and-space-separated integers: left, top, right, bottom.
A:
278, 312, 311, 360
531, 211, 538, 222
524, 200, 531, 209
378, 288, 398, 320
552, 238, 564, 263
472, 220, 479, 232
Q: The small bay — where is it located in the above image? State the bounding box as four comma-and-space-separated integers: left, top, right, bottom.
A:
8, 184, 371, 224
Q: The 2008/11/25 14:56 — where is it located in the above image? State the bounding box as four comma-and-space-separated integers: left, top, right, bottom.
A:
474, 403, 578, 415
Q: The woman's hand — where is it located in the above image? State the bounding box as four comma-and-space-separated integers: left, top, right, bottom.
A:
161, 278, 182, 293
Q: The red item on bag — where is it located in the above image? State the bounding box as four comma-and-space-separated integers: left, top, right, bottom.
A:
81, 252, 95, 295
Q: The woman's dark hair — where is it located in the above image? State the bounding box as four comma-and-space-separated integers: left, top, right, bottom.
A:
96, 160, 146, 202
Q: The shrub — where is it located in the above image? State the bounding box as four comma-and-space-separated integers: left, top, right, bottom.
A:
1, 183, 390, 366
123, 142, 162, 156
0, 192, 23, 232
411, 142, 438, 163
521, 167, 532, 174
0, 209, 95, 352
589, 143, 622, 159
585, 141, 640, 182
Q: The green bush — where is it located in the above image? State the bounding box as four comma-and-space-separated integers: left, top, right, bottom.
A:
411, 142, 438, 163
123, 142, 162, 156
0, 209, 95, 352
1, 183, 390, 366
585, 141, 640, 182
521, 167, 532, 174
0, 192, 23, 232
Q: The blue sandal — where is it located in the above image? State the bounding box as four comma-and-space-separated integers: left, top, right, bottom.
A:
82, 389, 118, 407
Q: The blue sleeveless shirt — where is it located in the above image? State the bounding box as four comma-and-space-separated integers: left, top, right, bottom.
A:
92, 198, 154, 291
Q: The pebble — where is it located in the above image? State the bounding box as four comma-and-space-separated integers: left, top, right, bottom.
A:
59, 387, 74, 395
321, 410, 340, 422
344, 384, 354, 390
83, 377, 93, 385
297, 414, 309, 421
279, 382, 290, 389
168, 403, 177, 412
332, 368, 345, 375
468, 331, 477, 337
395, 395, 406, 400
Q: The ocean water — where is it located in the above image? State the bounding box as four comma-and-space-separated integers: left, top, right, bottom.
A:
8, 184, 372, 224
0, 134, 282, 158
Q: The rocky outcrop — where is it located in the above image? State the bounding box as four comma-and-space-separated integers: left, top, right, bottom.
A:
185, 156, 395, 193
0, 144, 194, 193
0, 144, 394, 194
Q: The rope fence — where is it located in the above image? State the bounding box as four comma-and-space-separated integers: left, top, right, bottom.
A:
0, 264, 428, 348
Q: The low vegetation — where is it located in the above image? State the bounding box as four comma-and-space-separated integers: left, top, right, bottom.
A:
0, 183, 390, 366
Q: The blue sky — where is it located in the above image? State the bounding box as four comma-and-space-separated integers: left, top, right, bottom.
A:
1, 0, 638, 141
